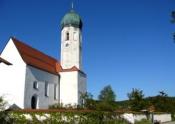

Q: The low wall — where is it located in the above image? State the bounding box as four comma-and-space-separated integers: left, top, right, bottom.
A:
154, 114, 172, 123
134, 114, 147, 121
122, 113, 172, 124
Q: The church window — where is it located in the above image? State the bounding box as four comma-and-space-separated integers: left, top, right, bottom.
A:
33, 81, 38, 90
45, 82, 49, 97
54, 84, 58, 100
73, 32, 78, 41
66, 32, 69, 41
31, 94, 38, 109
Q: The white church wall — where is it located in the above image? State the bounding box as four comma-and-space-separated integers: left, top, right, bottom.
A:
61, 26, 82, 70
78, 72, 87, 104
24, 65, 60, 109
60, 71, 79, 106
0, 39, 26, 108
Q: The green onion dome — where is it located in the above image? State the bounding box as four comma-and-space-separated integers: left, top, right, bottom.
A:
61, 10, 83, 30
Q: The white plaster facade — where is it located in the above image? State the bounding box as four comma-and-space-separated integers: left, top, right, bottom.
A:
60, 71, 86, 106
61, 26, 82, 70
0, 39, 26, 108
78, 72, 87, 104
24, 65, 60, 109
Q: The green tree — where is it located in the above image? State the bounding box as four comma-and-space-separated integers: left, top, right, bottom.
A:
80, 92, 96, 110
127, 88, 146, 111
0, 96, 7, 111
97, 85, 117, 111
151, 91, 175, 112
98, 85, 116, 102
158, 91, 168, 97
0, 96, 11, 123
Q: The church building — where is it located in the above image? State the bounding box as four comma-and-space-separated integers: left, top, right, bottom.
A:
0, 9, 86, 109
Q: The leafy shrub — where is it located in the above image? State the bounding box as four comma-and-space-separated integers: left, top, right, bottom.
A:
96, 101, 117, 112
135, 119, 152, 124
0, 96, 7, 111
171, 112, 175, 121
49, 103, 63, 109
0, 111, 129, 124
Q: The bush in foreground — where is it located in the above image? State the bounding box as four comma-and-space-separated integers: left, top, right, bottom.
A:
0, 111, 129, 124
135, 119, 152, 124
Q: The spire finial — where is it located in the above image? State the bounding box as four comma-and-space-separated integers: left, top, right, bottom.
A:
71, 1, 74, 10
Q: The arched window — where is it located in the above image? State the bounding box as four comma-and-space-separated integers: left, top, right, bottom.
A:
66, 32, 69, 41
31, 95, 38, 109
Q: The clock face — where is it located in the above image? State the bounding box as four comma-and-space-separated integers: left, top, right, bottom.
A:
65, 43, 69, 47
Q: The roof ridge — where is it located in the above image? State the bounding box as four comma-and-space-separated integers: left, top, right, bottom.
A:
10, 37, 61, 75
11, 37, 58, 63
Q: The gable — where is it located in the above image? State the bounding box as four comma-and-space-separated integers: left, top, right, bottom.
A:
11, 37, 62, 75
0, 38, 25, 66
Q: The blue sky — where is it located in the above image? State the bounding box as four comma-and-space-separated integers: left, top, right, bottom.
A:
0, 0, 175, 100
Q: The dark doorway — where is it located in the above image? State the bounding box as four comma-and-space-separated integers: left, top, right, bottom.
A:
31, 95, 38, 109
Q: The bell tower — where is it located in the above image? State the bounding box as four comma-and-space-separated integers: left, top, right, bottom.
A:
59, 8, 86, 106
60, 9, 83, 70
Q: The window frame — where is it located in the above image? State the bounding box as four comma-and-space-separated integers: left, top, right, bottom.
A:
45, 82, 49, 97
66, 32, 69, 41
73, 32, 78, 41
54, 84, 58, 100
33, 81, 38, 90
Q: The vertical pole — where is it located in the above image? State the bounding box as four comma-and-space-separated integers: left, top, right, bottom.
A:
151, 112, 154, 124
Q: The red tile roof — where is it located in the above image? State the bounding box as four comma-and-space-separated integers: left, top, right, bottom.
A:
12, 37, 62, 75
61, 66, 79, 72
0, 57, 12, 65
61, 66, 86, 76
11, 37, 85, 75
